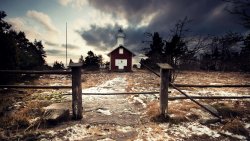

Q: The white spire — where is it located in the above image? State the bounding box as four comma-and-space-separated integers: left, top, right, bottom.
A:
116, 28, 125, 46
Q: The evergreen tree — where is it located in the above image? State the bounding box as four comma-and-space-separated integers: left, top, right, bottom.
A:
52, 61, 65, 70
83, 51, 102, 70
0, 11, 47, 83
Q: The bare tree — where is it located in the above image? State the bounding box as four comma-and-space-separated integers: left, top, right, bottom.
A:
225, 0, 250, 28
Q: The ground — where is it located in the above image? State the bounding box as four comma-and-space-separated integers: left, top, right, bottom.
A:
0, 70, 250, 141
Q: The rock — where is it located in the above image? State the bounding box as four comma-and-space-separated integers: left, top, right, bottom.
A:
43, 109, 70, 125
43, 103, 70, 125
202, 104, 219, 116
199, 118, 221, 125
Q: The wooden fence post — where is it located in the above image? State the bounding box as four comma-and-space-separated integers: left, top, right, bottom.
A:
69, 63, 83, 120
157, 63, 173, 117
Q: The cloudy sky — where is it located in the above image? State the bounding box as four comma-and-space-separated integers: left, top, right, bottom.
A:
0, 0, 248, 65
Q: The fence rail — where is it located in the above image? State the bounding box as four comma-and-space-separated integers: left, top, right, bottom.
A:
174, 84, 250, 88
1, 84, 249, 89
168, 95, 250, 100
0, 70, 71, 74
61, 92, 250, 100
0, 85, 71, 89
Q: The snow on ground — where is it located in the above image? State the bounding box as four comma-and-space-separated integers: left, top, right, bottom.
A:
180, 89, 249, 97
65, 76, 127, 102
3, 71, 249, 141
166, 122, 220, 138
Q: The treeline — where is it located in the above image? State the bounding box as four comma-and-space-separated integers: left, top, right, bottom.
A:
0, 11, 47, 70
0, 11, 47, 84
200, 33, 250, 71
78, 51, 106, 70
141, 19, 250, 72
52, 51, 106, 70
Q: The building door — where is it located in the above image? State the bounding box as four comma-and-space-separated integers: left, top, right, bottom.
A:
115, 59, 127, 70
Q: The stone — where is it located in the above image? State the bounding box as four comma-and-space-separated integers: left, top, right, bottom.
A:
43, 109, 70, 125
199, 118, 221, 125
202, 104, 219, 116
43, 103, 70, 125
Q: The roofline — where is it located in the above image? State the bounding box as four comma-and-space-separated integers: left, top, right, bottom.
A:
107, 45, 136, 57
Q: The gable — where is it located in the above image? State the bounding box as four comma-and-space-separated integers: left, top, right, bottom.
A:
108, 46, 135, 57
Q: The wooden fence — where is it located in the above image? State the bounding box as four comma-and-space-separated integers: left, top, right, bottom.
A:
0, 63, 83, 120
0, 63, 250, 121
141, 62, 250, 120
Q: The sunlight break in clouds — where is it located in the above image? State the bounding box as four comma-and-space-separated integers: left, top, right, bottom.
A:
58, 0, 73, 6
27, 10, 59, 33
7, 17, 42, 41
58, 0, 88, 9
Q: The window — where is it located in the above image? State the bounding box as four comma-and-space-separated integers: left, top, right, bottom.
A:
119, 48, 123, 54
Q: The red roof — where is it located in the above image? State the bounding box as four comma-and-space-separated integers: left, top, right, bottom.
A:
107, 45, 136, 57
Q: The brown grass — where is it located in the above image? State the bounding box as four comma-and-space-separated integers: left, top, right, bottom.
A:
146, 100, 193, 123
169, 101, 199, 113
222, 119, 249, 137
146, 100, 160, 118
212, 101, 250, 119
0, 101, 49, 130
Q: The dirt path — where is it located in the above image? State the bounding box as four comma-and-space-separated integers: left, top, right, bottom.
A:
42, 74, 249, 141
45, 74, 144, 140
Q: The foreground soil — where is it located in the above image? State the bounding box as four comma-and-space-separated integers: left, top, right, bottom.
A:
0, 70, 249, 140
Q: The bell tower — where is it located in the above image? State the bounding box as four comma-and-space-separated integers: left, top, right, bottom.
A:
116, 28, 125, 46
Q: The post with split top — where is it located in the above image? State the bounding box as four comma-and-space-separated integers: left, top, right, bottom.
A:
69, 63, 83, 120
157, 63, 173, 118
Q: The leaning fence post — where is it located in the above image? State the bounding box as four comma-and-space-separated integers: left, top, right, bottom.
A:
69, 63, 83, 120
157, 63, 173, 117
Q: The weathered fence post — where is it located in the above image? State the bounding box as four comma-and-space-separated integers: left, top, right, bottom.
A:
157, 63, 173, 117
69, 63, 83, 120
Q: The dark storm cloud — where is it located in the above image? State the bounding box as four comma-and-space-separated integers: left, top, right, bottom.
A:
88, 0, 161, 25
80, 0, 246, 53
78, 24, 118, 51
88, 0, 245, 34
79, 24, 148, 53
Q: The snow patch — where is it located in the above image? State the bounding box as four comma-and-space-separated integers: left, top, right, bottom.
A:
116, 126, 133, 133
167, 122, 220, 139
133, 96, 147, 108
97, 138, 115, 141
65, 76, 127, 101
220, 130, 247, 140
245, 123, 250, 129
97, 108, 112, 115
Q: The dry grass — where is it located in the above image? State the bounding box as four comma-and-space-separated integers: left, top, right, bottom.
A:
146, 100, 160, 118
146, 100, 195, 123
222, 119, 249, 137
0, 101, 49, 130
169, 101, 199, 113
212, 101, 250, 119
174, 71, 250, 84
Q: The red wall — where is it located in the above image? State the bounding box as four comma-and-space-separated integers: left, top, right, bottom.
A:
110, 47, 133, 71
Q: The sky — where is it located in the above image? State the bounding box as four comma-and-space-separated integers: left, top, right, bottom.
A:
0, 0, 248, 65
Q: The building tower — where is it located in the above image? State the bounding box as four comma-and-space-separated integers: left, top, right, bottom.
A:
116, 28, 126, 46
